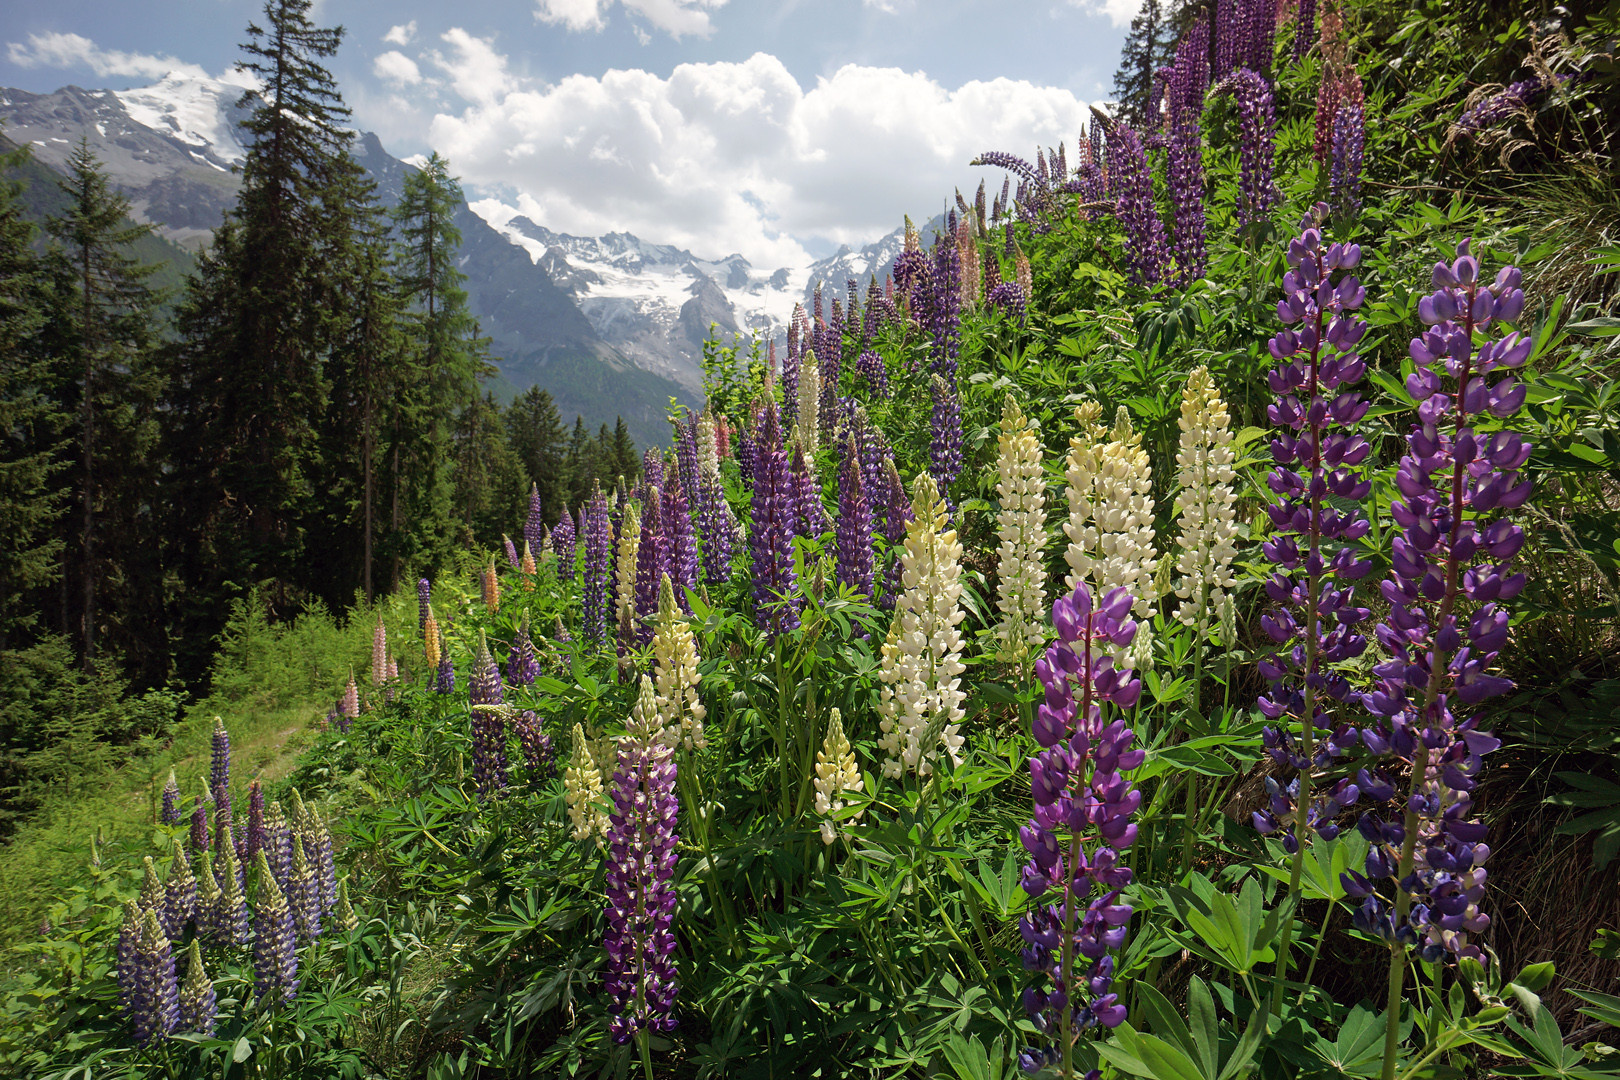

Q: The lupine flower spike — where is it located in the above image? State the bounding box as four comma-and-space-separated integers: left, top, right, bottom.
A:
814, 708, 864, 844
469, 630, 509, 796
508, 609, 541, 687
341, 670, 360, 720
603, 676, 681, 1044
251, 852, 299, 1005
1350, 244, 1529, 1035
178, 939, 217, 1036
651, 575, 706, 750
994, 397, 1048, 663
334, 878, 359, 933
210, 716, 231, 803
877, 473, 968, 779
482, 560, 501, 612
1172, 367, 1240, 635
1064, 404, 1158, 619
565, 723, 609, 842
584, 484, 614, 646
417, 577, 431, 629
130, 909, 180, 1045
161, 769, 181, 825
1017, 583, 1143, 1075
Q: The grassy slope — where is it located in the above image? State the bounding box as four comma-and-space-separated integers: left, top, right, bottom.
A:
0, 588, 421, 954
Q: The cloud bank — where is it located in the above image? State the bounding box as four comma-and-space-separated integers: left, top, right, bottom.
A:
533, 0, 730, 40
403, 36, 1096, 267
6, 31, 209, 82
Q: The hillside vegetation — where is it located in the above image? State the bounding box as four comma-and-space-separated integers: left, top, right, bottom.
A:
1, 0, 1618, 1078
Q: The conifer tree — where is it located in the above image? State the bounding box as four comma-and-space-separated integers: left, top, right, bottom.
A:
1112, 0, 1174, 124
451, 393, 524, 547
44, 138, 166, 672
610, 417, 639, 486
564, 415, 591, 506
506, 386, 568, 525
0, 142, 66, 654
390, 152, 489, 579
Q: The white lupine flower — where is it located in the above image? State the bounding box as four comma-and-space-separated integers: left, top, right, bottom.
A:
614, 503, 641, 633
813, 708, 863, 844
1064, 403, 1157, 617
696, 413, 720, 479
564, 723, 609, 842
993, 396, 1048, 662
877, 474, 967, 779
626, 674, 660, 742
652, 577, 706, 750
1171, 366, 1239, 633
797, 350, 820, 454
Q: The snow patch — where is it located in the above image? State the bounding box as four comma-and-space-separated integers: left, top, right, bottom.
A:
115, 72, 251, 165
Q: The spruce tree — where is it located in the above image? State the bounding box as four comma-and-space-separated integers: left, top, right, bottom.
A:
506, 386, 568, 523
610, 417, 639, 486
44, 139, 166, 672
390, 151, 489, 580
564, 414, 591, 507
0, 142, 66, 654
450, 393, 524, 548
322, 174, 405, 604
1112, 0, 1173, 124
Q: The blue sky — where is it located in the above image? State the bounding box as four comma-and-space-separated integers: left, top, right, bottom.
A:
2, 0, 1134, 264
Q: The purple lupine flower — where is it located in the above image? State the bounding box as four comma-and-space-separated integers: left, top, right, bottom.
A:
190, 792, 212, 855
929, 375, 964, 497
1228, 69, 1280, 236
178, 940, 217, 1036
1245, 0, 1275, 73
664, 473, 699, 606
696, 471, 735, 586
161, 770, 181, 825
210, 717, 231, 805
163, 847, 197, 938
264, 801, 293, 891
1293, 0, 1316, 61
1017, 584, 1143, 1070
1330, 103, 1365, 217
469, 630, 508, 797
503, 534, 520, 570
855, 348, 889, 397
525, 483, 544, 557
821, 298, 844, 432
834, 433, 873, 597
116, 899, 141, 1016
305, 808, 337, 913
288, 835, 321, 942
987, 281, 1028, 322
1215, 0, 1238, 78
584, 485, 613, 646
417, 577, 432, 630
636, 486, 668, 642
749, 401, 800, 634
554, 507, 578, 574
508, 609, 541, 687
1455, 74, 1583, 132
251, 852, 299, 1005
129, 909, 180, 1045
245, 780, 265, 862
790, 444, 828, 539
435, 650, 456, 695
514, 710, 555, 779
1167, 15, 1210, 283
1251, 206, 1374, 856
783, 307, 804, 432
876, 459, 912, 611
602, 729, 681, 1044
1106, 123, 1169, 285
1343, 243, 1530, 966
214, 835, 250, 945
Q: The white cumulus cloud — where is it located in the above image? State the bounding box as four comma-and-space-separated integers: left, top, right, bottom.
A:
5, 31, 209, 82
373, 50, 423, 86
427, 29, 513, 106
408, 45, 1098, 268
534, 0, 728, 40
383, 21, 418, 46
1070, 0, 1141, 30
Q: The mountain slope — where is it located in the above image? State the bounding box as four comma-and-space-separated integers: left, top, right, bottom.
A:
0, 78, 693, 449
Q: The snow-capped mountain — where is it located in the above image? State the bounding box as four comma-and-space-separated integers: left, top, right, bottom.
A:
473, 205, 810, 392
0, 71, 930, 444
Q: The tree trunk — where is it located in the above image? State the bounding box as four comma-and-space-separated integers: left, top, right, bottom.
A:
80, 238, 96, 673
363, 380, 375, 605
